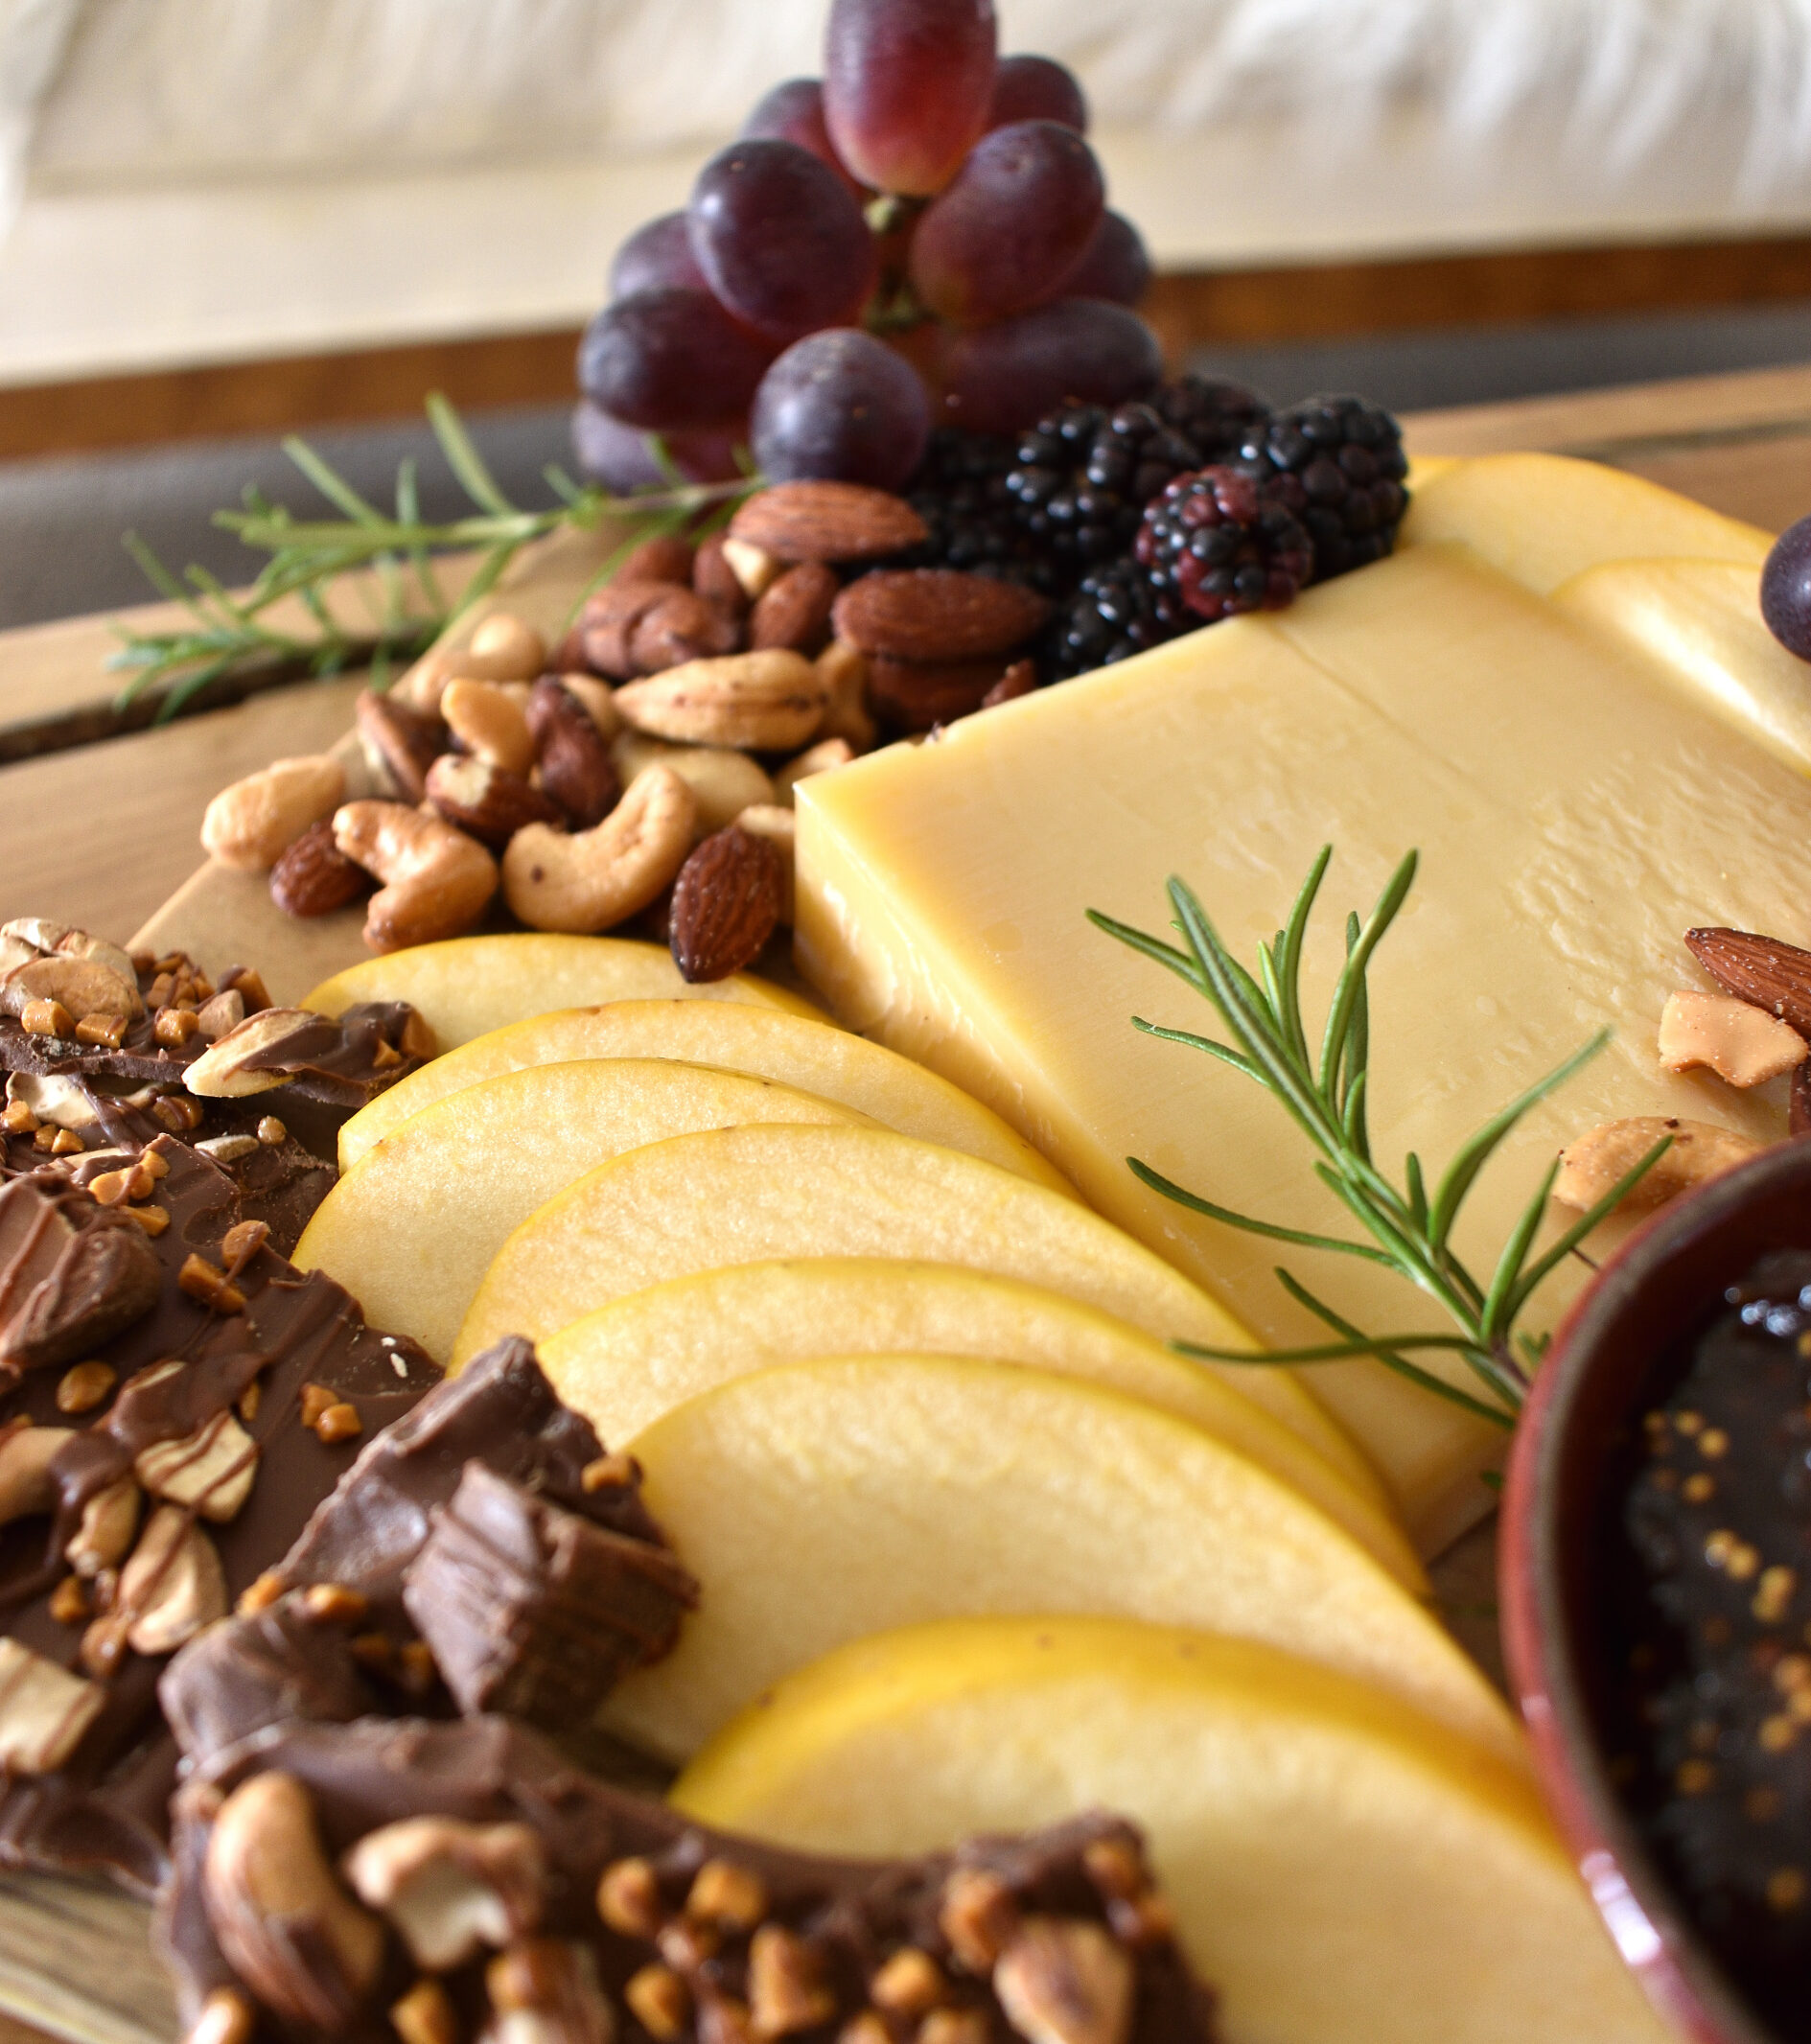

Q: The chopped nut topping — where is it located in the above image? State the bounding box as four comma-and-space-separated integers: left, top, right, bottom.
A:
48, 1128, 81, 1155
1, 1101, 37, 1134
154, 1008, 203, 1049
21, 999, 73, 1037
658, 1919, 721, 1972
391, 1980, 458, 2044
75, 1015, 127, 1050
221, 1219, 270, 1269
31, 1125, 56, 1152
1771, 1868, 1808, 1914
302, 1583, 368, 1623
56, 1361, 116, 1414
920, 2013, 989, 2044
256, 1115, 288, 1145
993, 1920, 1133, 2044
314, 1401, 363, 1444
178, 1253, 246, 1314
350, 1631, 394, 1669
688, 1857, 768, 1930
123, 1203, 170, 1237
152, 1095, 205, 1133
1080, 1839, 1142, 1902
485, 1938, 613, 2044
236, 1570, 285, 1615
871, 1948, 945, 2016
581, 1451, 637, 1493
938, 1869, 1019, 1973
238, 1382, 261, 1424
86, 1169, 131, 1207
47, 1575, 88, 1624
185, 1986, 255, 2044
749, 1924, 836, 2038
299, 1382, 336, 1428
79, 1613, 129, 1679
398, 1640, 436, 1693
838, 2015, 891, 2044
627, 1963, 691, 2041
598, 1855, 663, 1939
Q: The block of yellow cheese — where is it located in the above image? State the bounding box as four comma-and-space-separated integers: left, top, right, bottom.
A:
796, 531, 1811, 1554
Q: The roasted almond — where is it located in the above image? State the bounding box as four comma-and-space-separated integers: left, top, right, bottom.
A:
615, 650, 826, 752
731, 482, 927, 563
578, 579, 689, 680
869, 655, 1008, 732
1685, 926, 1811, 1037
619, 533, 696, 586
629, 589, 741, 675
669, 825, 785, 984
751, 561, 839, 655
833, 570, 1051, 662
269, 820, 368, 919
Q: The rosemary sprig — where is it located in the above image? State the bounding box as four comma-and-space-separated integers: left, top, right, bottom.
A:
109, 393, 759, 719
1088, 847, 1668, 1423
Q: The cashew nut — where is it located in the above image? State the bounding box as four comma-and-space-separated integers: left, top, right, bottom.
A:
612, 732, 775, 839
342, 1817, 546, 1969
0, 1639, 104, 1774
203, 1771, 386, 2029
502, 766, 695, 933
119, 1504, 228, 1654
0, 1425, 74, 1526
135, 1404, 259, 1521
201, 756, 346, 871
2, 954, 140, 1024
442, 680, 535, 777
461, 611, 546, 683
64, 1475, 140, 1577
776, 736, 855, 801
815, 639, 877, 751
334, 801, 499, 954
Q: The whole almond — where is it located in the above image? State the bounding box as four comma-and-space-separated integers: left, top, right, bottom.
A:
833, 570, 1050, 662
1684, 927, 1811, 1037
579, 579, 688, 680
269, 820, 368, 918
752, 561, 839, 655
731, 482, 927, 563
615, 650, 826, 752
424, 755, 562, 848
619, 533, 696, 586
669, 825, 785, 983
630, 589, 741, 675
869, 655, 1007, 732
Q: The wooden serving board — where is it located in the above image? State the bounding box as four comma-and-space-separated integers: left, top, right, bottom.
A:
0, 362, 1807, 2044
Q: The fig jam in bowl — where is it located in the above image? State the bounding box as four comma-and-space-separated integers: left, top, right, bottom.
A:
1502, 1135, 1811, 2044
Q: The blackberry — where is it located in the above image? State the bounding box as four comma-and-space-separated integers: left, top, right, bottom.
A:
1006, 400, 1208, 582
1230, 394, 1408, 582
1135, 466, 1313, 621
1044, 558, 1190, 680
892, 428, 1058, 594
1151, 374, 1271, 463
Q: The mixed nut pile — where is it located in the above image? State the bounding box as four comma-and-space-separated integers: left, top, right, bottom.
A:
203, 480, 1050, 983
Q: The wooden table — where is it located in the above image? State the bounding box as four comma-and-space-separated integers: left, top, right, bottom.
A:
0, 360, 1806, 2044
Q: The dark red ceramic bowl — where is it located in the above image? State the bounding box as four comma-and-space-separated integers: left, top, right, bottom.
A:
1500, 1134, 1811, 2044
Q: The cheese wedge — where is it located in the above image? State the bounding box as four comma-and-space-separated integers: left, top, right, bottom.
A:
672, 1619, 1669, 2044
795, 534, 1811, 1551
303, 932, 824, 1048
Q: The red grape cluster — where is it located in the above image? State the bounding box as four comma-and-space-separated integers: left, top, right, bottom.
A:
574, 0, 1158, 496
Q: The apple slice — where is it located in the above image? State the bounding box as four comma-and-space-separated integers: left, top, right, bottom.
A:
1400, 451, 1771, 595
1554, 555, 1811, 777
337, 1000, 1073, 1195
598, 1355, 1519, 1769
293, 1060, 871, 1363
302, 932, 824, 1049
672, 1617, 1668, 2044
457, 1122, 1374, 1498
539, 1257, 1411, 1579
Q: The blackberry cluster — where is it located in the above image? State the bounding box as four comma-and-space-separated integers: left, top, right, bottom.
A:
1151, 375, 1272, 460
891, 428, 1059, 594
1044, 559, 1189, 680
1230, 394, 1408, 581
1135, 466, 1314, 622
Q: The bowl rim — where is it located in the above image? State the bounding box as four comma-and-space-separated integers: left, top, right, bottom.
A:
1498, 1137, 1811, 2044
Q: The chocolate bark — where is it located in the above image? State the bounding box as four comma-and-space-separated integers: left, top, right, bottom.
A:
159, 1714, 1217, 2044
0, 1137, 439, 1891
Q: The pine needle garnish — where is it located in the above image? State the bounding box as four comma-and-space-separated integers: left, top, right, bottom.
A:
1088, 847, 1668, 1424
108, 393, 759, 720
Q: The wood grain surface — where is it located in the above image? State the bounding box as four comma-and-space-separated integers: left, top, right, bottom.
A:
0, 361, 1803, 2044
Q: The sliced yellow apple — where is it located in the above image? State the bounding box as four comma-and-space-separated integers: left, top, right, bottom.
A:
1553, 555, 1811, 777
293, 1060, 871, 1363
600, 1356, 1517, 1769
1400, 451, 1772, 594
672, 1617, 1667, 2044
302, 932, 824, 1049
539, 1257, 1410, 1579
337, 1000, 1072, 1195
456, 1122, 1374, 1496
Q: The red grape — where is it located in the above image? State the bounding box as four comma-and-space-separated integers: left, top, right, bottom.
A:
909, 120, 1103, 324
1056, 210, 1150, 306
570, 403, 747, 492
1762, 515, 1811, 658
751, 328, 930, 488
608, 212, 708, 299
687, 139, 876, 340
741, 78, 865, 196
940, 299, 1163, 433
987, 53, 1086, 131
824, 0, 997, 196
576, 289, 774, 430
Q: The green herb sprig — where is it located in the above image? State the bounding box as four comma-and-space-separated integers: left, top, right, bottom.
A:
1088, 848, 1668, 1425
110, 394, 759, 719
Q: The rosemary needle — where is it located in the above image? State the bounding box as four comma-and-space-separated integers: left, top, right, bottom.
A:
1089, 847, 1667, 1422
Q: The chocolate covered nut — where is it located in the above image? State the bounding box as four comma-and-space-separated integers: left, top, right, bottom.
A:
0, 1178, 161, 1377
403, 1462, 696, 1730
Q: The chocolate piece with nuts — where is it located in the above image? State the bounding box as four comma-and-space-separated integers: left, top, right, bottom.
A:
158, 1712, 1216, 2044
0, 1136, 439, 1892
